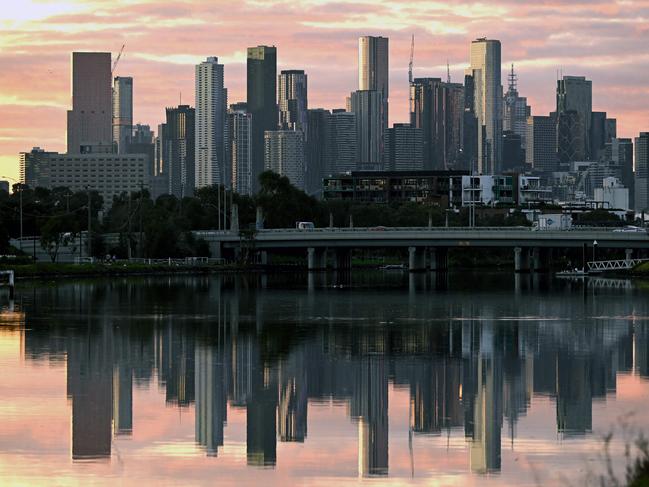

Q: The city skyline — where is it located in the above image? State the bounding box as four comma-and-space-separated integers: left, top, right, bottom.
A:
1, 0, 647, 182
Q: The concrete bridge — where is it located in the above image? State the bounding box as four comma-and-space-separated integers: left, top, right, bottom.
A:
195, 226, 649, 272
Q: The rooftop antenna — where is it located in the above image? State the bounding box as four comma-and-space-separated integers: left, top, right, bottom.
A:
180, 91, 182, 106
447, 59, 451, 83
508, 63, 517, 92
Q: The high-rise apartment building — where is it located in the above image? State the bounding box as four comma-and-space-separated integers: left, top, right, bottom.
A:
350, 90, 382, 168
634, 133, 649, 211
166, 105, 195, 198
264, 130, 305, 190
306, 108, 330, 195
466, 38, 503, 174
329, 109, 357, 174
278, 70, 308, 131
19, 147, 56, 187
227, 106, 252, 195
556, 75, 592, 162
503, 66, 530, 150
410, 78, 464, 170
605, 138, 634, 207
112, 76, 133, 154
526, 116, 557, 172
358, 36, 389, 137
195, 57, 227, 189
248, 46, 277, 193
385, 124, 423, 171
67, 52, 112, 154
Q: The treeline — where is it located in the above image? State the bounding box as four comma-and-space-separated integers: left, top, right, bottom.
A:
1, 171, 534, 259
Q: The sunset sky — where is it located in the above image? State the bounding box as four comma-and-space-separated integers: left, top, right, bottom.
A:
1, 0, 648, 183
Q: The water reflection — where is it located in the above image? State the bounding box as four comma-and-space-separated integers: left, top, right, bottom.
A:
6, 272, 649, 479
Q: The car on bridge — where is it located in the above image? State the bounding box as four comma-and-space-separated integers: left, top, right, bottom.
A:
613, 225, 647, 233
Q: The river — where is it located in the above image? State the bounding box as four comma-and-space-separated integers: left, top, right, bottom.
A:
0, 271, 647, 485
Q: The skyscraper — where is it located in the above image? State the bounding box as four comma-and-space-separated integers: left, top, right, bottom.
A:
350, 90, 382, 169
264, 130, 305, 190
278, 70, 308, 131
195, 57, 227, 189
503, 66, 530, 150
328, 109, 357, 174
306, 108, 330, 195
358, 36, 389, 133
67, 52, 112, 154
635, 132, 649, 211
556, 75, 592, 162
166, 105, 195, 198
247, 46, 277, 193
227, 105, 252, 195
526, 116, 557, 172
112, 76, 133, 154
385, 124, 423, 171
606, 138, 634, 206
466, 38, 503, 174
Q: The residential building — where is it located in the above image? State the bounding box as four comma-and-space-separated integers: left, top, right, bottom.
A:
635, 132, 649, 211
67, 52, 113, 154
133, 124, 153, 144
227, 107, 252, 195
323, 170, 466, 206
166, 105, 195, 198
328, 109, 357, 174
358, 36, 388, 132
112, 76, 133, 154
247, 46, 277, 193
466, 38, 503, 174
278, 70, 308, 131
306, 108, 330, 195
350, 90, 382, 167
462, 174, 550, 206
384, 124, 423, 171
526, 116, 557, 172
605, 138, 634, 207
264, 130, 305, 190
19, 147, 56, 187
195, 57, 227, 188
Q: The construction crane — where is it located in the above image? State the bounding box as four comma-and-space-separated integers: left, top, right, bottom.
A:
408, 35, 414, 119
112, 43, 125, 76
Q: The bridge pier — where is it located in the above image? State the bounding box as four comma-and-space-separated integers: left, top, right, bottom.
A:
531, 247, 550, 272
307, 247, 327, 271
408, 247, 427, 272
514, 247, 530, 273
259, 251, 268, 265
333, 249, 352, 271
429, 247, 448, 272
626, 249, 633, 262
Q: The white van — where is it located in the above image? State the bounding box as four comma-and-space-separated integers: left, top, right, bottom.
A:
296, 221, 315, 230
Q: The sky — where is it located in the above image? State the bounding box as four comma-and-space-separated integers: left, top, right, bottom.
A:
1, 0, 648, 183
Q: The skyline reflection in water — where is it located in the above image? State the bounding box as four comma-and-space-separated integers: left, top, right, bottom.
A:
0, 272, 647, 485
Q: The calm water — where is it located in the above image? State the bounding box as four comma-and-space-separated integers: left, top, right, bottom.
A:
0, 272, 648, 486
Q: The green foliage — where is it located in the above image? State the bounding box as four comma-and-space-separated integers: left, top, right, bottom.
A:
575, 209, 623, 226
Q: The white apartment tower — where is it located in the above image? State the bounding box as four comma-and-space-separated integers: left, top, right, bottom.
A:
112, 76, 133, 154
466, 38, 503, 174
195, 57, 227, 188
264, 130, 305, 190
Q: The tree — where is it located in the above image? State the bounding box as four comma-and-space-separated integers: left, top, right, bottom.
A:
40, 216, 68, 262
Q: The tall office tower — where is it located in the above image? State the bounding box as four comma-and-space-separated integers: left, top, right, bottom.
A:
385, 124, 423, 171
166, 105, 196, 198
606, 138, 634, 206
112, 76, 133, 154
247, 46, 278, 193
463, 74, 479, 172
503, 65, 530, 150
127, 123, 155, 178
556, 75, 592, 162
359, 36, 388, 133
264, 130, 305, 190
278, 70, 308, 131
306, 108, 330, 195
227, 106, 253, 195
350, 90, 382, 169
195, 57, 227, 189
410, 78, 464, 170
133, 124, 153, 144
635, 133, 649, 211
67, 52, 112, 154
328, 109, 357, 174
591, 112, 618, 161
526, 116, 557, 172
466, 38, 503, 174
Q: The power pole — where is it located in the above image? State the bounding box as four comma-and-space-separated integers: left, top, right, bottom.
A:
139, 181, 144, 258
127, 192, 132, 259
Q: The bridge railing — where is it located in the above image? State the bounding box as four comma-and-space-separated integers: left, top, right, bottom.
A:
587, 258, 649, 271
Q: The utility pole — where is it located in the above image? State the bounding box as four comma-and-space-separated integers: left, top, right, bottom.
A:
87, 186, 92, 258
139, 181, 144, 258
127, 192, 132, 259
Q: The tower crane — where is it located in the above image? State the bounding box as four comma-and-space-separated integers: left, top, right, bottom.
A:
112, 43, 125, 76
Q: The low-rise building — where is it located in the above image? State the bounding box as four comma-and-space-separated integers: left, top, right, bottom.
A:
594, 177, 630, 210
462, 174, 552, 206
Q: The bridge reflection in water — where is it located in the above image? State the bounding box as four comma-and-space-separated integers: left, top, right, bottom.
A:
13, 272, 649, 478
